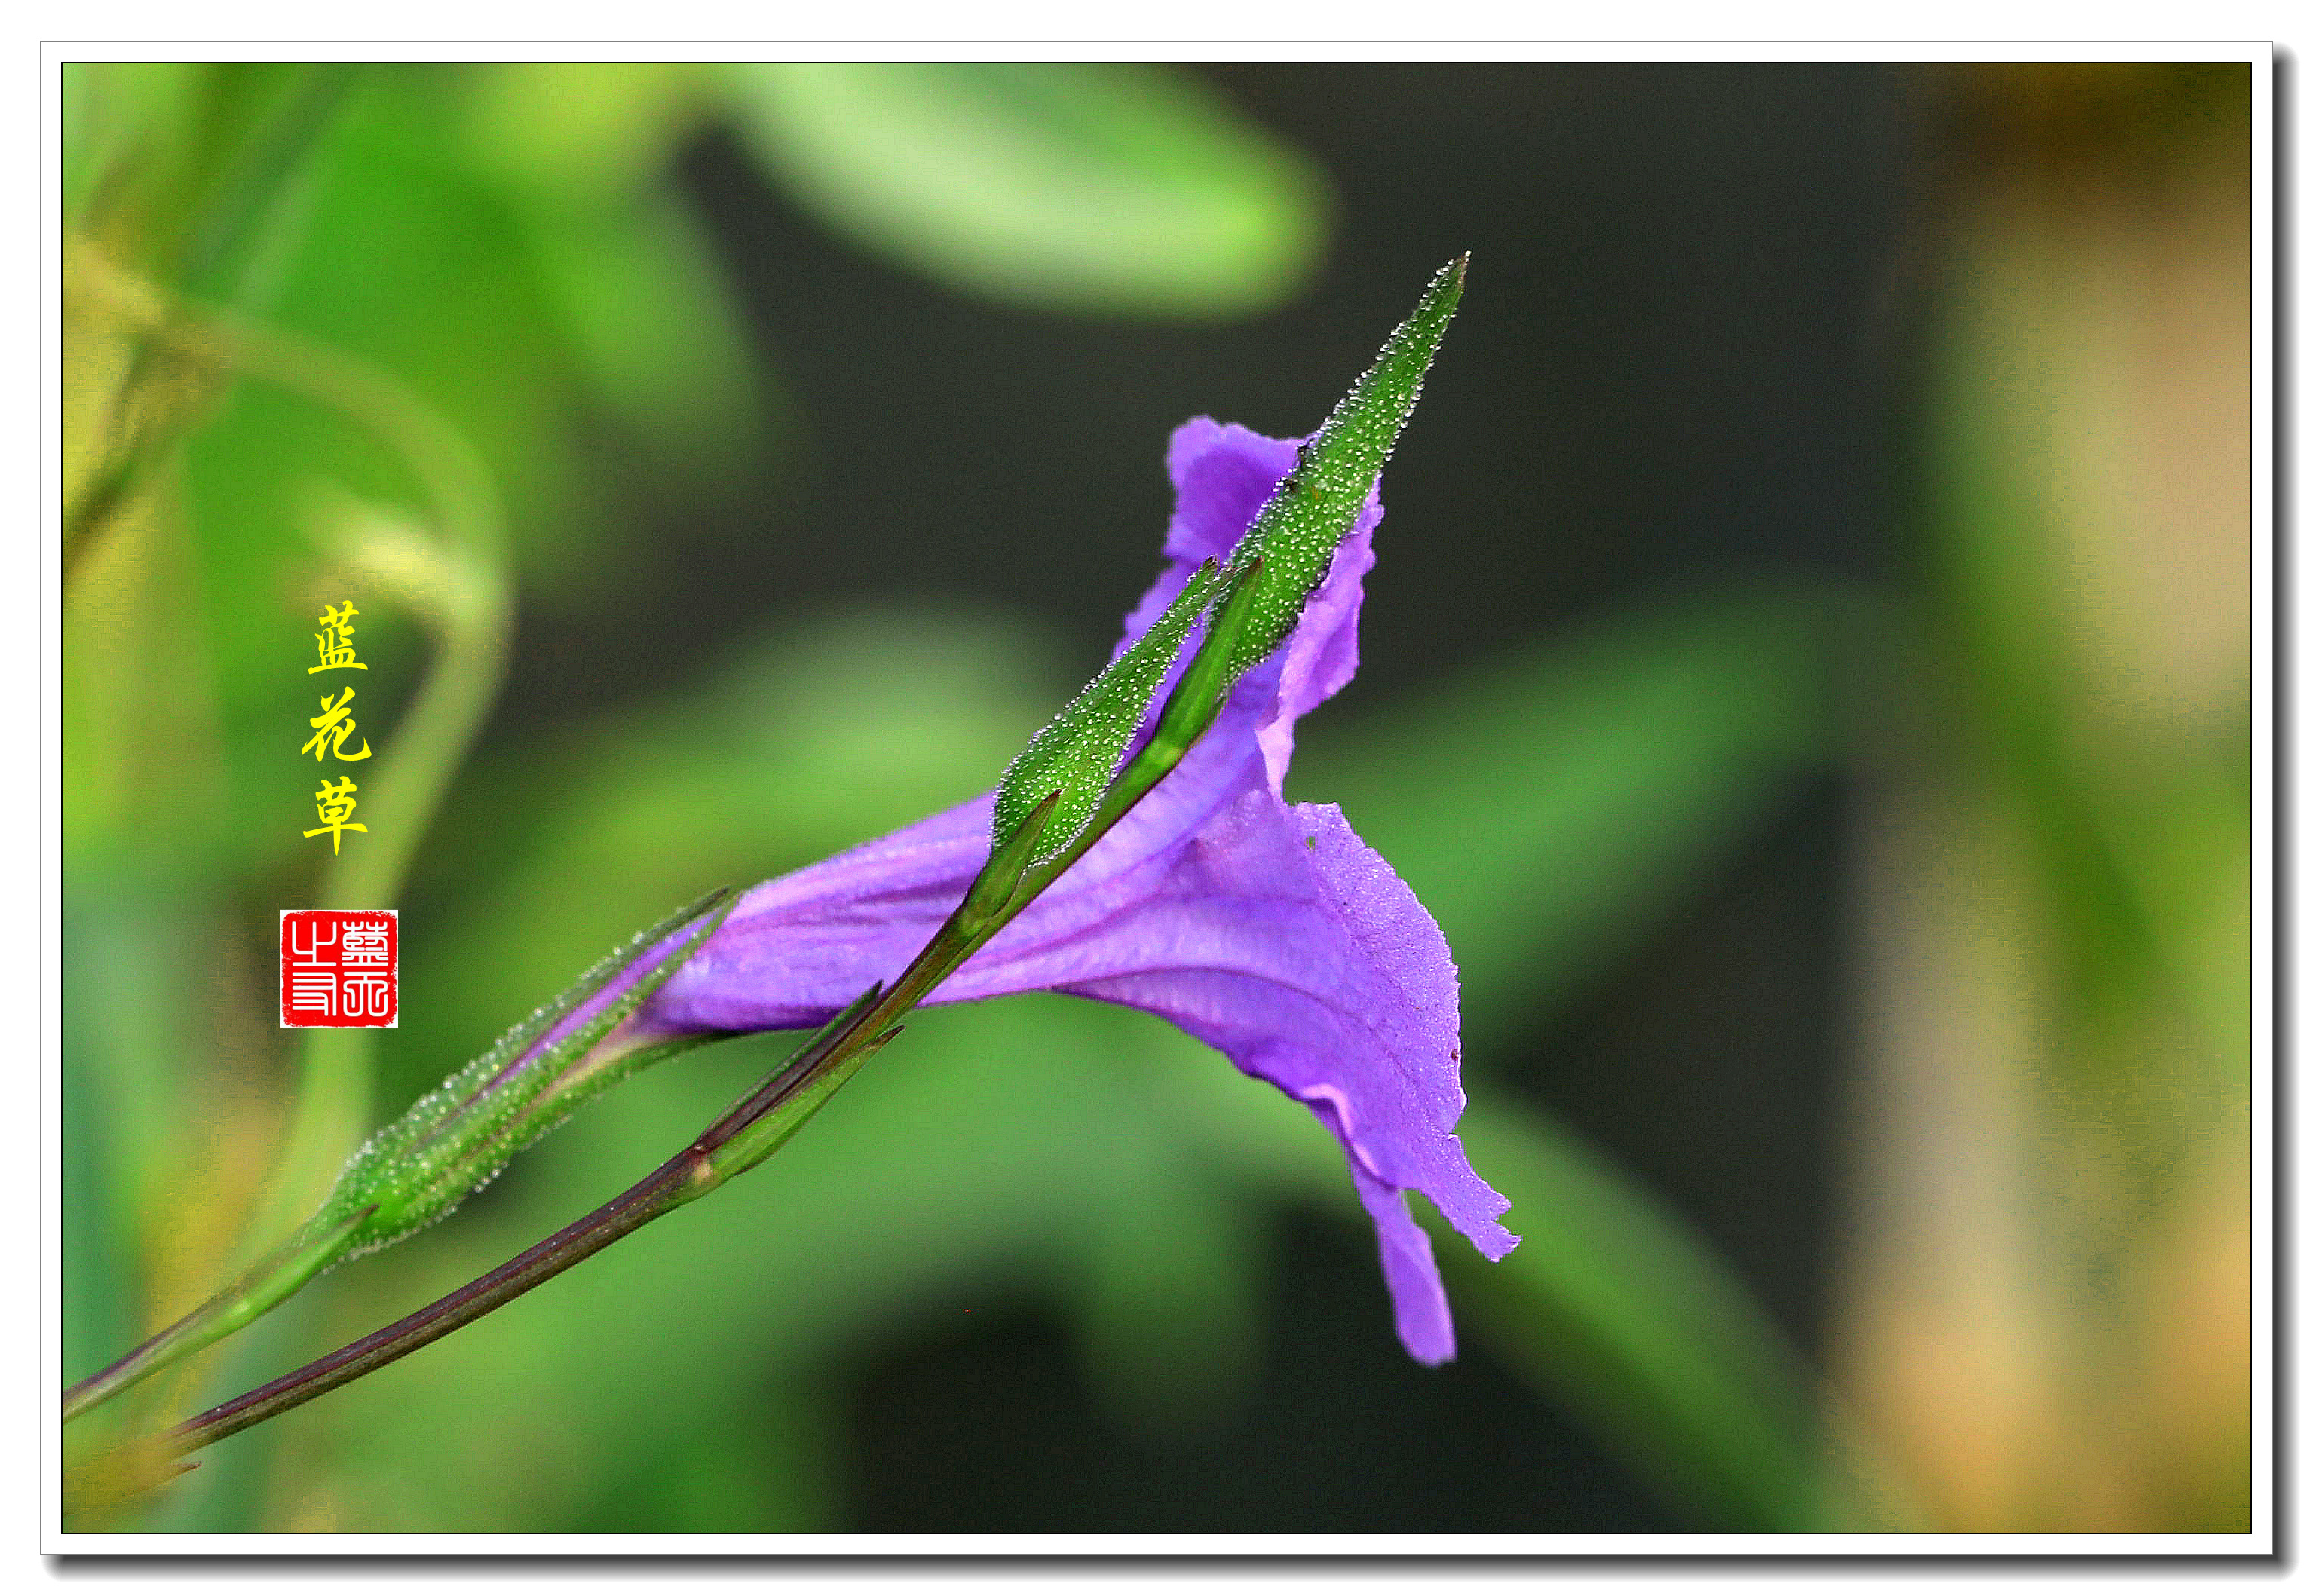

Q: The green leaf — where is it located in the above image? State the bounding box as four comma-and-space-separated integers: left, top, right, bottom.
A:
1446, 1104, 1855, 1531
720, 63, 1328, 318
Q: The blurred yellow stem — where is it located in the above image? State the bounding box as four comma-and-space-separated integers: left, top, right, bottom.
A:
66, 238, 514, 1254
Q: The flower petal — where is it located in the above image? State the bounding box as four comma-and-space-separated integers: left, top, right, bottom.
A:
639, 785, 1515, 1362
633, 417, 1515, 1362
1043, 794, 1518, 1267
1347, 1160, 1456, 1365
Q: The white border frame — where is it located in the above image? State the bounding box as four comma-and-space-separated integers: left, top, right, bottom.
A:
37, 39, 2275, 1560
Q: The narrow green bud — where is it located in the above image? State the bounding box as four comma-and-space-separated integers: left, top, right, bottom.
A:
312, 886, 739, 1258
960, 787, 1064, 924
1224, 253, 1464, 679
988, 256, 1463, 868
710, 1022, 905, 1184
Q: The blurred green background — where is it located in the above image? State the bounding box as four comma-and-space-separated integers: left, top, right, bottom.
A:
59, 60, 2253, 1533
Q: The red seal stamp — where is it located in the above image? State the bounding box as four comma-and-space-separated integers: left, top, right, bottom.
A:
279, 910, 399, 1028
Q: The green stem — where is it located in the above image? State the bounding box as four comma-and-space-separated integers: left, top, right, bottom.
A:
167, 1156, 707, 1456
60, 1210, 370, 1424
164, 1021, 902, 1460
151, 620, 1247, 1464
63, 246, 515, 1414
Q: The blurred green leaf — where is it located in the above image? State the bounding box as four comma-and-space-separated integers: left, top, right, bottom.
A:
462, 63, 712, 203
509, 185, 776, 475
721, 63, 1330, 317
177, 63, 362, 308
1929, 296, 2252, 1113
1300, 587, 1843, 1033
1446, 1104, 1840, 1530
462, 63, 776, 476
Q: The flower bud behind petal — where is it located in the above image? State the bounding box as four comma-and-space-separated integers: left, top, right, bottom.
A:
1147, 554, 1264, 758
311, 886, 737, 1258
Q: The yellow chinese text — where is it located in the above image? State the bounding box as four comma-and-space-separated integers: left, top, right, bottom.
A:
302, 686, 372, 762
303, 777, 369, 854
309, 601, 368, 674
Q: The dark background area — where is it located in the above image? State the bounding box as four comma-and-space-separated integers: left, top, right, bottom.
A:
531, 63, 1919, 1532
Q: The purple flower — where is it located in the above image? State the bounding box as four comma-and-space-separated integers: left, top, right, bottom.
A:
632, 418, 1518, 1363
